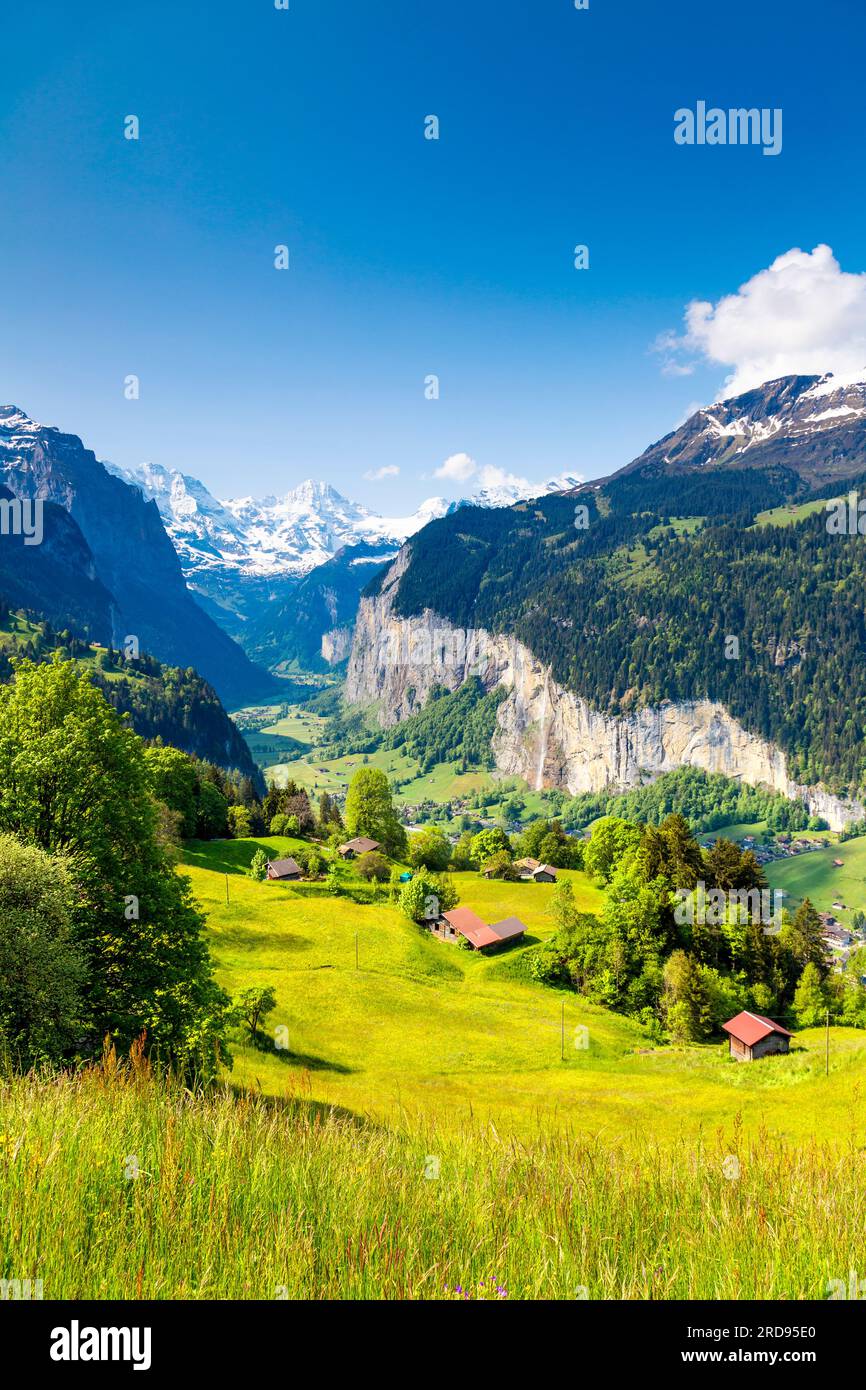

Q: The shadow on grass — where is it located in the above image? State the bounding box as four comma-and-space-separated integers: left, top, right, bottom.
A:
243, 1030, 355, 1074
224, 1084, 368, 1130
214, 928, 315, 955
182, 837, 311, 876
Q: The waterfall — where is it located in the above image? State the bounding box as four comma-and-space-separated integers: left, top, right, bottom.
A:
535, 677, 549, 791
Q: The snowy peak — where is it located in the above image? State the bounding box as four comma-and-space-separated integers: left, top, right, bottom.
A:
0, 404, 44, 435
620, 371, 866, 487
112, 465, 566, 588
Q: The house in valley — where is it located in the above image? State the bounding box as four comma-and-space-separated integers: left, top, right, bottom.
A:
513, 858, 558, 883
337, 836, 381, 859
267, 857, 303, 881
722, 1011, 792, 1062
433, 906, 527, 952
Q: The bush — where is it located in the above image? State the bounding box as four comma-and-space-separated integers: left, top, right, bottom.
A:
228, 805, 253, 838
480, 851, 518, 881
408, 829, 452, 872
356, 850, 390, 882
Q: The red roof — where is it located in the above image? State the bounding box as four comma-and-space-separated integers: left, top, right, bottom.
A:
267, 857, 302, 878
443, 908, 527, 950
443, 907, 499, 948
722, 1011, 793, 1046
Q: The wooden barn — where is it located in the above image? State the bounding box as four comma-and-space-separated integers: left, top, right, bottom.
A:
337, 836, 381, 859
435, 907, 527, 952
722, 1011, 792, 1062
266, 857, 302, 881
513, 857, 557, 883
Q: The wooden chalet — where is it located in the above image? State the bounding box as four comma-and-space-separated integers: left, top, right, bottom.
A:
337, 836, 381, 859
267, 857, 303, 881
434, 907, 527, 952
513, 857, 557, 883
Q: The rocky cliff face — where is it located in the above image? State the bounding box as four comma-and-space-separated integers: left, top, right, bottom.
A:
346, 551, 863, 830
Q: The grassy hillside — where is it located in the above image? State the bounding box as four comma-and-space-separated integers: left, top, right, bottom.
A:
182, 838, 866, 1144
766, 834, 866, 927
0, 612, 261, 782
5, 836, 866, 1302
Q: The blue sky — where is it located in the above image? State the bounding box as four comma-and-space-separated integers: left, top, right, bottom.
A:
2, 0, 866, 508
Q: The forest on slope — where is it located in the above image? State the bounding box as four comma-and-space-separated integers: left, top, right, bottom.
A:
380, 469, 866, 797
0, 607, 262, 786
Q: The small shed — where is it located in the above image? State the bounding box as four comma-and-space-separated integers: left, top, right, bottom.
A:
337, 836, 381, 859
722, 1011, 792, 1062
532, 864, 557, 883
267, 857, 302, 881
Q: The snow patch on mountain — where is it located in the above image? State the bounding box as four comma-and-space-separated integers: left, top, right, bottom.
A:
109, 462, 579, 585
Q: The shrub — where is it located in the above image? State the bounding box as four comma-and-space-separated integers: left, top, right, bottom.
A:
356, 850, 390, 882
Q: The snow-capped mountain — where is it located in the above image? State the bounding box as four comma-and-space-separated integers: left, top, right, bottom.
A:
108, 462, 579, 618
616, 371, 866, 487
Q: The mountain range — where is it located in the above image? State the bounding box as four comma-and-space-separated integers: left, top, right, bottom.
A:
0, 406, 274, 706
615, 371, 866, 487
107, 461, 581, 621
7, 365, 866, 768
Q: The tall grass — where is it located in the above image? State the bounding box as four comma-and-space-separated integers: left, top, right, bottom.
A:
2, 1047, 862, 1300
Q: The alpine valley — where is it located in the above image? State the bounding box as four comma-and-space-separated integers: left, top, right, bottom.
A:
6, 371, 866, 821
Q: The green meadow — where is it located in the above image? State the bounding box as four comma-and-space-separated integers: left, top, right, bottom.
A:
766, 835, 866, 927
184, 838, 866, 1144
5, 833, 866, 1301
752, 498, 832, 528
260, 727, 551, 821
5, 1060, 866, 1299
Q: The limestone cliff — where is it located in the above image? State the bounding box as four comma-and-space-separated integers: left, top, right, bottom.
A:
346, 551, 863, 831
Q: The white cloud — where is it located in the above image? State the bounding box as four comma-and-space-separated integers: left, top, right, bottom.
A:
428, 452, 580, 499
363, 464, 400, 482
657, 244, 866, 398
433, 451, 478, 482
476, 463, 534, 490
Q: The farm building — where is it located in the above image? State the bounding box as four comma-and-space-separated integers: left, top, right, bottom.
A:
267, 857, 302, 881
337, 836, 381, 859
722, 1011, 792, 1062
513, 858, 558, 883
433, 907, 527, 952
